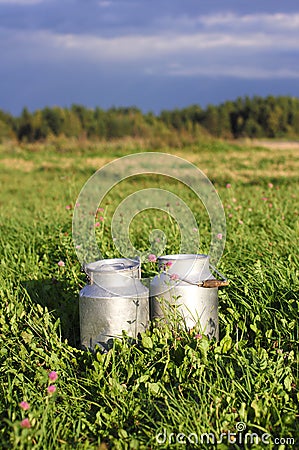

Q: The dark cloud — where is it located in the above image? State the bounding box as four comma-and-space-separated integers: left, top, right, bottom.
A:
1, 0, 299, 36
2, 56, 299, 116
0, 0, 299, 113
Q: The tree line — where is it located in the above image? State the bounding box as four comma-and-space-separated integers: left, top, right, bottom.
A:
1, 95, 299, 143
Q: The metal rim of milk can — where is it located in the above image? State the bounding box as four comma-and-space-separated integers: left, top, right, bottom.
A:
83, 257, 141, 285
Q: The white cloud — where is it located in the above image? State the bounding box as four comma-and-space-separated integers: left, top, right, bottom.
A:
35, 12, 299, 58
97, 1, 112, 7
1, 10, 299, 81
154, 11, 299, 38
166, 66, 299, 80
194, 12, 299, 30
41, 30, 299, 61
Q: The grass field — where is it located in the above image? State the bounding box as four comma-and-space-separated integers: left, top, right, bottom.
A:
0, 138, 298, 449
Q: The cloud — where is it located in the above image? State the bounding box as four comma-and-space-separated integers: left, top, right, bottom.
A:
1, 3, 297, 36
0, 0, 44, 4
8, 27, 298, 61
150, 11, 299, 36
198, 12, 299, 30
166, 66, 299, 80
1, 2, 299, 114
97, 1, 112, 7
1, 9, 299, 84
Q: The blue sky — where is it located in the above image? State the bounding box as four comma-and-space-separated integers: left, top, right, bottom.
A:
1, 0, 299, 114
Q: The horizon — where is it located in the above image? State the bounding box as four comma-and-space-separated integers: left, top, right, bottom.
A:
3, 93, 299, 118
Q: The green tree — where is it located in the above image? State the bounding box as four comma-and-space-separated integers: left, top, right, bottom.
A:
42, 107, 62, 136
201, 105, 218, 135
17, 107, 34, 141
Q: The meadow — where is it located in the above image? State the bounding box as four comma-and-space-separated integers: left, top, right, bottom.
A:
0, 137, 298, 449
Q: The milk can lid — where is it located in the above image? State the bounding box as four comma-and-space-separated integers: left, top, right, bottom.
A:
84, 257, 139, 273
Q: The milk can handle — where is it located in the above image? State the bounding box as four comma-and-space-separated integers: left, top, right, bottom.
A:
201, 279, 229, 288
164, 263, 229, 287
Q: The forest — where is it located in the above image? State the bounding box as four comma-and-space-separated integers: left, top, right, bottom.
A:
1, 95, 299, 143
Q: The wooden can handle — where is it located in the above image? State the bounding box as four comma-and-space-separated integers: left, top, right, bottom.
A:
201, 279, 229, 288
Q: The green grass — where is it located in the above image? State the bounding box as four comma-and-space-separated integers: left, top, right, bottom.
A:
0, 139, 298, 449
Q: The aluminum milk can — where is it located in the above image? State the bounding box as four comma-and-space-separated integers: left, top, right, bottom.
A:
80, 258, 149, 350
150, 254, 228, 340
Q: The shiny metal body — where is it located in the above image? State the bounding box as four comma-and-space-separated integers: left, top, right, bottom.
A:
150, 254, 220, 340
79, 258, 149, 350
